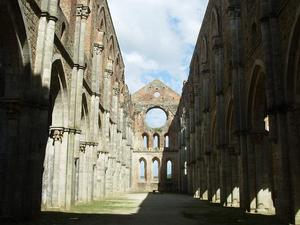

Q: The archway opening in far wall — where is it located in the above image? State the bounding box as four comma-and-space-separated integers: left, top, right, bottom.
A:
145, 107, 167, 128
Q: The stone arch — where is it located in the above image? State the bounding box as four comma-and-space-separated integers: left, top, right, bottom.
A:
115, 52, 121, 77
58, 0, 72, 19
286, 8, 300, 107
96, 6, 106, 45
142, 132, 149, 149
0, 1, 32, 98
0, 1, 46, 219
166, 159, 173, 179
225, 99, 240, 207
209, 112, 220, 203
81, 93, 90, 141
247, 61, 275, 213
201, 36, 208, 64
164, 133, 170, 148
285, 7, 300, 223
139, 158, 147, 181
211, 7, 220, 38
146, 105, 169, 118
193, 53, 200, 78
108, 35, 115, 60
85, 0, 93, 56
247, 61, 267, 130
153, 133, 160, 149
48, 58, 68, 128
98, 7, 107, 31
152, 157, 160, 180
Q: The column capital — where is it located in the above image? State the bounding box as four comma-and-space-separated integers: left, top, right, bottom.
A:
80, 142, 86, 153
82, 6, 91, 19
76, 5, 91, 19
76, 4, 83, 16
113, 87, 120, 96
227, 5, 241, 19
104, 69, 113, 78
50, 128, 64, 143
93, 43, 104, 55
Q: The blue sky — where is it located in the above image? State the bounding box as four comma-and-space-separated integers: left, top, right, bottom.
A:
109, 0, 209, 94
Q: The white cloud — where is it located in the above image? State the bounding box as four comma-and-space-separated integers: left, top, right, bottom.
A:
108, 0, 208, 93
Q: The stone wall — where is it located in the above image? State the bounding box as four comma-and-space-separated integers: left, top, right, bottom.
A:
131, 80, 180, 192
171, 0, 300, 224
0, 0, 134, 219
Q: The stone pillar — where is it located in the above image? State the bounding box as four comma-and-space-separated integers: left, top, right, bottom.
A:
42, 129, 62, 208
212, 35, 227, 206
201, 65, 211, 201
34, 0, 58, 94
34, 1, 58, 214
91, 43, 104, 142
105, 156, 115, 197
48, 128, 70, 209
250, 132, 274, 213
78, 143, 86, 203
260, 1, 296, 223
228, 2, 249, 211
103, 61, 113, 111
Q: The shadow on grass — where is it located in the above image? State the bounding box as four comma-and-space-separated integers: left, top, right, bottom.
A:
182, 200, 284, 225
0, 194, 285, 225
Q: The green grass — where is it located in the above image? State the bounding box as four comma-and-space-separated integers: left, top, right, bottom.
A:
71, 196, 139, 214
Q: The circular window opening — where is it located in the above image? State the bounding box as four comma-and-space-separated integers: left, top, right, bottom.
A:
154, 92, 160, 98
145, 108, 167, 128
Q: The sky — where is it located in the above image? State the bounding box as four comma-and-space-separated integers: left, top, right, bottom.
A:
108, 0, 209, 95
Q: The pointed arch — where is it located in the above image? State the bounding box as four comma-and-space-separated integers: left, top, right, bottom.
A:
142, 132, 149, 149
247, 60, 267, 131
211, 7, 220, 38
81, 92, 90, 141
152, 157, 160, 179
98, 7, 107, 32
49, 57, 68, 128
201, 35, 208, 64
153, 133, 160, 149
139, 158, 147, 181
164, 133, 170, 148
166, 160, 173, 179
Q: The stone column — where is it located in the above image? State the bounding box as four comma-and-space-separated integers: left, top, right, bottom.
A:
260, 1, 296, 223
91, 43, 104, 143
201, 65, 211, 201
50, 128, 63, 207
212, 36, 227, 205
228, 2, 249, 211
251, 132, 274, 213
34, 0, 58, 95
42, 128, 62, 208
105, 156, 115, 196
194, 83, 201, 197
68, 4, 90, 209
78, 143, 86, 203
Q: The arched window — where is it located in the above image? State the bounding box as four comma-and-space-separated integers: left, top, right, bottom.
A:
142, 133, 149, 149
164, 134, 169, 148
167, 160, 172, 179
139, 159, 146, 181
153, 133, 160, 149
152, 159, 159, 179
